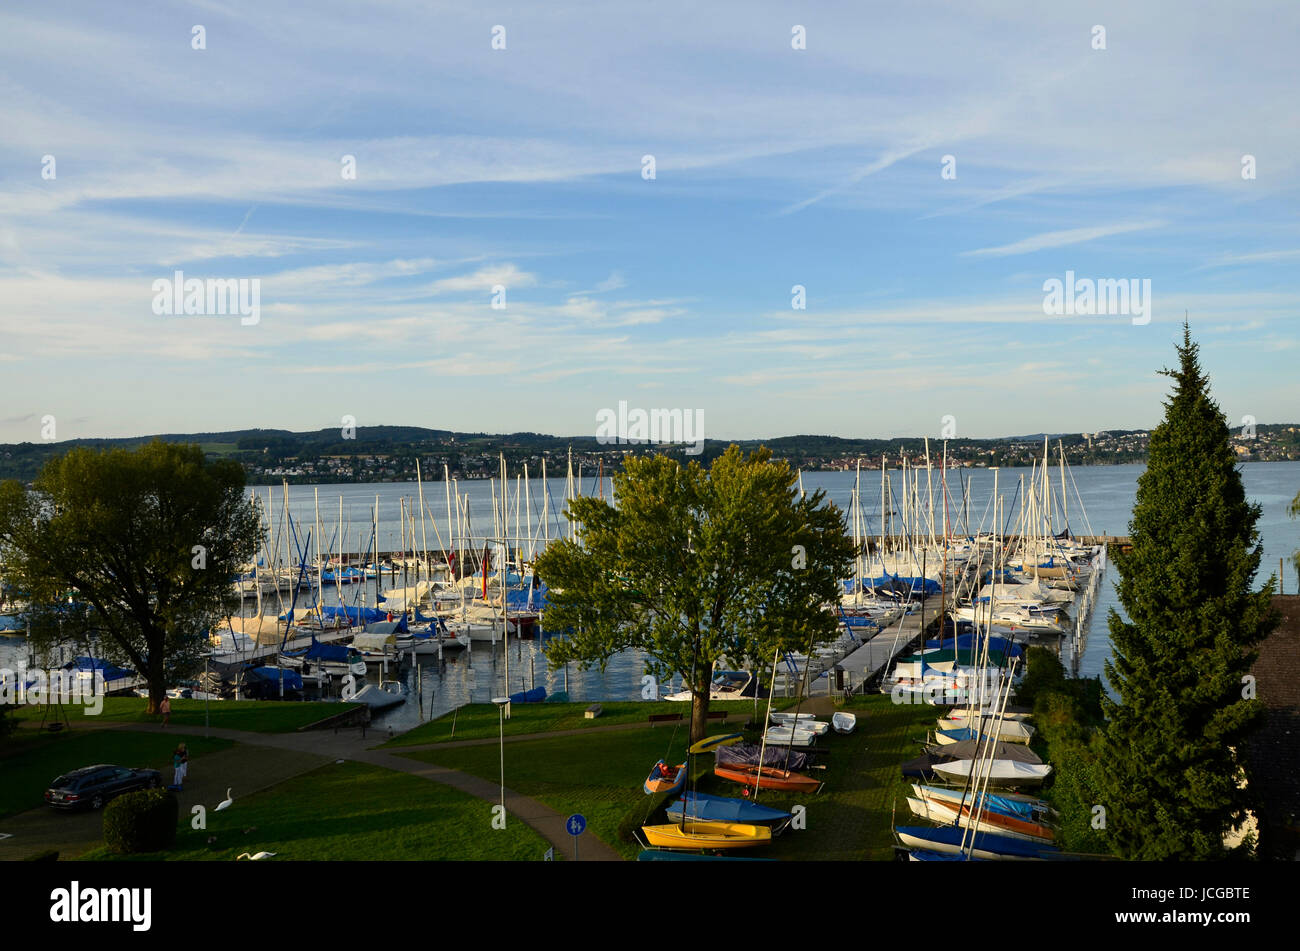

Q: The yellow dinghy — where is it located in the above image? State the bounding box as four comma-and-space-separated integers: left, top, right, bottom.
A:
641, 820, 772, 850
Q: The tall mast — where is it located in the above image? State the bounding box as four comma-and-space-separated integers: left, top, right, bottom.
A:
417, 459, 429, 587
524, 464, 533, 564
541, 458, 550, 550
444, 464, 454, 580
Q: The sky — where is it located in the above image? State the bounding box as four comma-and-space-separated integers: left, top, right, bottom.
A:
2, 1, 1298, 445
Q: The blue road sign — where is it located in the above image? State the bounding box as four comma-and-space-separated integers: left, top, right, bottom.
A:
566, 813, 587, 836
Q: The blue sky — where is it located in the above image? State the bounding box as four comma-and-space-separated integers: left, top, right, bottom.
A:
2, 1, 1298, 444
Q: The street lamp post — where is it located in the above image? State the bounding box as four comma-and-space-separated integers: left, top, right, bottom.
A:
491, 696, 509, 826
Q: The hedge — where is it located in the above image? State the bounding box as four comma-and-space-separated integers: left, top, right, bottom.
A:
102, 788, 179, 854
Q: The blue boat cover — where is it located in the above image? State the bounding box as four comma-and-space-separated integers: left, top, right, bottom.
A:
924, 634, 1024, 657
896, 825, 1058, 858
286, 605, 390, 626
508, 685, 547, 703
304, 641, 350, 662
505, 582, 550, 612
916, 785, 1044, 822
244, 667, 304, 690
666, 791, 791, 824
64, 656, 133, 681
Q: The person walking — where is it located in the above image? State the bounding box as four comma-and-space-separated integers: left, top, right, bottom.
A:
160, 696, 171, 727
171, 743, 188, 790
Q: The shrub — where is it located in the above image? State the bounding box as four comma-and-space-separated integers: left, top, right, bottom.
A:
102, 788, 178, 854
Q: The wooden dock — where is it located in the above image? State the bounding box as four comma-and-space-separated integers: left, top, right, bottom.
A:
835, 607, 939, 696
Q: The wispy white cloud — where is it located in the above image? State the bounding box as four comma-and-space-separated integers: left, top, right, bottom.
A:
962, 222, 1165, 258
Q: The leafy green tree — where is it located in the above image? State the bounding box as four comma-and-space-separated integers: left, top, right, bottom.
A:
0, 440, 261, 713
1099, 325, 1278, 859
536, 445, 854, 742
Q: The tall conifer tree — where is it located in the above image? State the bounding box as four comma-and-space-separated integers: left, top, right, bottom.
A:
1099, 323, 1277, 859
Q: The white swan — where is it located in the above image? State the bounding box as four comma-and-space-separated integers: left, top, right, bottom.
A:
236, 851, 276, 861
215, 788, 233, 811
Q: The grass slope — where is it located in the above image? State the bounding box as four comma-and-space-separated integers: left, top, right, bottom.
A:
383, 699, 775, 747
8, 697, 358, 733
401, 694, 937, 861
84, 761, 551, 861
0, 730, 231, 820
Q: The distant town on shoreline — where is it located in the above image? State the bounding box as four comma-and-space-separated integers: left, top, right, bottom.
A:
3, 424, 1298, 485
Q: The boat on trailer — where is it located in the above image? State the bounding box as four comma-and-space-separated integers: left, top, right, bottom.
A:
894, 824, 1059, 861
643, 761, 687, 796
640, 821, 772, 851
714, 763, 822, 794
666, 791, 792, 826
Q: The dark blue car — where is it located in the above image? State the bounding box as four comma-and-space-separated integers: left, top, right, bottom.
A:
44, 764, 162, 811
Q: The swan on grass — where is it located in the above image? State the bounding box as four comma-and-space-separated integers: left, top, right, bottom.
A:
216, 788, 233, 811
236, 851, 276, 861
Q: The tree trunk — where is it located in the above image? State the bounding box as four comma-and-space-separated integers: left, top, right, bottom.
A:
689, 660, 713, 745
145, 631, 167, 715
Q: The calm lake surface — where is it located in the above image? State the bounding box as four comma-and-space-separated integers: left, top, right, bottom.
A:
4, 462, 1297, 730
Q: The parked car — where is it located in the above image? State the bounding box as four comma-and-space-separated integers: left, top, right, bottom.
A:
44, 764, 162, 811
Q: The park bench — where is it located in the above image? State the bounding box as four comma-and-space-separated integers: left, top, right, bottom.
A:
584, 703, 603, 719
648, 712, 684, 726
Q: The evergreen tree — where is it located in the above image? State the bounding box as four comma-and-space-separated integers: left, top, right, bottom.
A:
1099, 324, 1278, 859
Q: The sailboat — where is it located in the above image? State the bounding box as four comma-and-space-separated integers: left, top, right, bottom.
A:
665, 791, 793, 826
639, 821, 772, 850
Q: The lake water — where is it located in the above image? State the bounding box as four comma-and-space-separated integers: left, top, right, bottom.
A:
4, 462, 1297, 730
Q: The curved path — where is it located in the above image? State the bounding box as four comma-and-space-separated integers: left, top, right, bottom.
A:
5, 720, 626, 861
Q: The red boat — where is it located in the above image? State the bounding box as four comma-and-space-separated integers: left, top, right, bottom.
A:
714, 763, 821, 794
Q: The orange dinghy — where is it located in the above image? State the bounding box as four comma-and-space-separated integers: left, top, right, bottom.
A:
714, 763, 821, 794
644, 761, 687, 796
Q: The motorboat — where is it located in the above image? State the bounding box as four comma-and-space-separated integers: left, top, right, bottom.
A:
662, 670, 760, 702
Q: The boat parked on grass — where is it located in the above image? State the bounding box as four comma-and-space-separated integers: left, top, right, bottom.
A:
644, 761, 687, 796
714, 763, 822, 794
930, 758, 1052, 788
911, 784, 1055, 823
665, 791, 792, 827
640, 821, 772, 851
894, 824, 1060, 860
906, 796, 1056, 844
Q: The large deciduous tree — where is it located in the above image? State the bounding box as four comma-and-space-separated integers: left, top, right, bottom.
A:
536, 445, 854, 743
0, 440, 261, 712
1099, 324, 1278, 859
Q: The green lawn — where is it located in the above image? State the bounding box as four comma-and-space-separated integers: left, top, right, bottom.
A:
0, 730, 232, 820
84, 761, 552, 861
400, 722, 702, 859
383, 699, 783, 747
755, 694, 941, 860
8, 697, 357, 733
400, 694, 938, 860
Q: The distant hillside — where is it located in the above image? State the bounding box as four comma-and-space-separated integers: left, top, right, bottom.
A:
1, 423, 1297, 484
